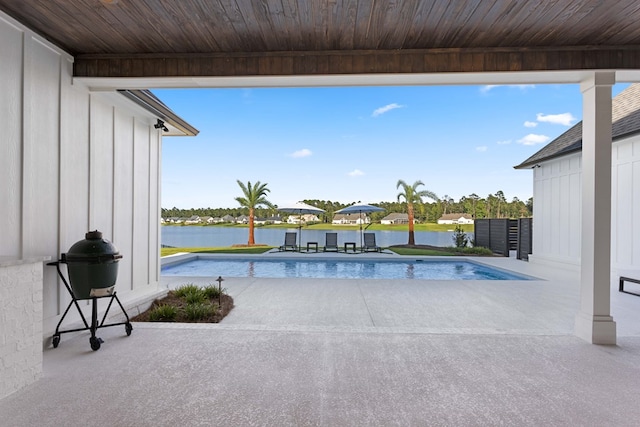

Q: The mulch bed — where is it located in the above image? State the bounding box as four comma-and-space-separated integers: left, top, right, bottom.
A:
131, 292, 234, 323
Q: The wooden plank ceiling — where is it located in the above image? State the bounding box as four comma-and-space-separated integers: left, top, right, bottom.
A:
2, 0, 640, 78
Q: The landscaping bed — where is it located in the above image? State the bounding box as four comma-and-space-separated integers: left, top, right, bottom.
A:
132, 284, 234, 323
388, 244, 494, 256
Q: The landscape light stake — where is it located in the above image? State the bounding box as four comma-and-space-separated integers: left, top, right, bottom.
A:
216, 276, 224, 306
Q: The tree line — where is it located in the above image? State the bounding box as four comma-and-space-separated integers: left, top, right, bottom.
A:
163, 190, 532, 223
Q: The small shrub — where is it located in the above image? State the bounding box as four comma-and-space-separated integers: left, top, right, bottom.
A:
452, 224, 469, 248
148, 304, 178, 322
203, 284, 225, 299
184, 302, 217, 321
460, 246, 493, 255
174, 283, 200, 298
184, 289, 206, 304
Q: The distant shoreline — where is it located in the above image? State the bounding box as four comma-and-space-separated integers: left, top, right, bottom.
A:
161, 222, 474, 233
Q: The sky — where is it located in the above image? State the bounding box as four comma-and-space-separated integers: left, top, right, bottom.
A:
155, 83, 630, 209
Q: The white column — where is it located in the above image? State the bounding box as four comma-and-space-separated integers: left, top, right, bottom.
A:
575, 71, 616, 345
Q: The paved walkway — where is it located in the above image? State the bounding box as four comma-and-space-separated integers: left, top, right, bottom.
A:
3, 257, 640, 426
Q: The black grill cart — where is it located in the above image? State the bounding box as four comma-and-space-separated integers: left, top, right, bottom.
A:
47, 231, 132, 351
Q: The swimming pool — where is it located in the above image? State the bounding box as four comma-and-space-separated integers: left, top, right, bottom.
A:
161, 257, 533, 280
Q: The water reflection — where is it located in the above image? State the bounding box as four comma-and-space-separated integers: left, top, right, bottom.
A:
284, 261, 297, 277
325, 262, 338, 277
247, 261, 255, 277
363, 262, 376, 278
405, 263, 415, 279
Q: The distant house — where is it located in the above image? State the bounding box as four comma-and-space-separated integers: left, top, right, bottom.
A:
266, 216, 283, 224
185, 215, 201, 224
381, 213, 409, 225
211, 217, 223, 223
200, 216, 214, 224
221, 215, 235, 223
287, 214, 320, 224
236, 215, 249, 224
254, 216, 283, 225
437, 213, 474, 225
332, 213, 370, 225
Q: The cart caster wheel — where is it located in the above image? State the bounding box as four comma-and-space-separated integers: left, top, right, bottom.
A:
90, 337, 102, 351
125, 323, 133, 336
52, 335, 60, 348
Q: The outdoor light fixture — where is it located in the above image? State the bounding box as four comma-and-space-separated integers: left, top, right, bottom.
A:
154, 119, 168, 132
216, 276, 224, 306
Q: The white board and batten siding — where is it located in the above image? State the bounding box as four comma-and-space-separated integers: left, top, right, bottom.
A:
531, 134, 640, 281
531, 153, 582, 270
611, 134, 640, 277
0, 11, 165, 338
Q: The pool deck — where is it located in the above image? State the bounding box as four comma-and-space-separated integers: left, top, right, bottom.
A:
4, 253, 640, 426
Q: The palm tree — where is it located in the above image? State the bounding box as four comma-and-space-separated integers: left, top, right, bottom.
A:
235, 180, 274, 245
396, 179, 438, 245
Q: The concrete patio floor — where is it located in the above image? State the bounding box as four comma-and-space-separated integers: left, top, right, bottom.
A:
3, 256, 640, 426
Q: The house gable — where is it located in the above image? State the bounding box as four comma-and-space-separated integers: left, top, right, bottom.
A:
515, 84, 640, 169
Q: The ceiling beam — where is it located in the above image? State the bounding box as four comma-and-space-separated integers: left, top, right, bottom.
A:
74, 46, 640, 78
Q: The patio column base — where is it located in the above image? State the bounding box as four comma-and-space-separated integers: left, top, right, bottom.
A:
575, 312, 616, 345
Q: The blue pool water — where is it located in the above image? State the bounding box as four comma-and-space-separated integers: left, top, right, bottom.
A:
161, 257, 532, 280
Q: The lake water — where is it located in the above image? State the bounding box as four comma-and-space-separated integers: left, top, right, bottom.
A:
161, 226, 467, 248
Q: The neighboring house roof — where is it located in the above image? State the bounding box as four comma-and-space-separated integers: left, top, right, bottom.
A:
438, 213, 472, 221
515, 83, 640, 169
382, 213, 408, 221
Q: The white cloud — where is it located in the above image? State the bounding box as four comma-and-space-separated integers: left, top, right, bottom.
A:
290, 148, 312, 158
496, 140, 512, 145
480, 84, 535, 93
536, 112, 577, 126
476, 146, 488, 152
372, 103, 404, 117
517, 134, 550, 146
347, 169, 365, 177
524, 121, 538, 128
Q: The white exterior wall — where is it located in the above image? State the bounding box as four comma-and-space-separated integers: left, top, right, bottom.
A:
531, 134, 640, 278
530, 153, 582, 270
0, 10, 164, 396
611, 134, 640, 276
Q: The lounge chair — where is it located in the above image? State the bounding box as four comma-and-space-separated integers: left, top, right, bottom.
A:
279, 232, 298, 251
363, 232, 381, 252
323, 232, 339, 252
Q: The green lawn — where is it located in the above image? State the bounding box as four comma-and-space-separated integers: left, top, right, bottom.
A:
387, 247, 456, 256
386, 246, 493, 256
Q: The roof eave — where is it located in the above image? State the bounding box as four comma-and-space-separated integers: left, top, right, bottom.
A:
513, 146, 582, 169
118, 89, 199, 136
514, 129, 640, 169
